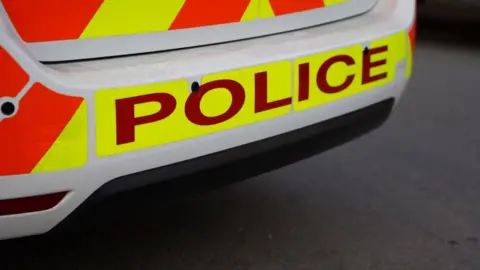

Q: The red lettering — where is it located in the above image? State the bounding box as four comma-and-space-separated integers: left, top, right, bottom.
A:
317, 55, 356, 94
298, 63, 310, 102
185, 80, 245, 126
115, 93, 176, 145
362, 46, 388, 85
254, 72, 291, 113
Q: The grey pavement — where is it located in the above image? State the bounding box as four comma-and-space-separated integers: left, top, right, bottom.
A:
1, 18, 480, 270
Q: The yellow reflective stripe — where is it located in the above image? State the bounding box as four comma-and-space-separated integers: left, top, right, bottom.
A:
241, 0, 260, 21
32, 102, 88, 173
324, 0, 349, 6
80, 0, 186, 39
258, 0, 275, 19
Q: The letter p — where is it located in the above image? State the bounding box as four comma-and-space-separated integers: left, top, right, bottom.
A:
115, 93, 176, 145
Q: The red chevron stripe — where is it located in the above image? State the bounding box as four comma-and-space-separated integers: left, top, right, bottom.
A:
409, 20, 417, 53
267, 0, 325, 16
0, 47, 29, 98
0, 83, 83, 176
170, 0, 252, 30
2, 0, 103, 42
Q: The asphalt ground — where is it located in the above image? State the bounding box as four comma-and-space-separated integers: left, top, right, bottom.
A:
1, 16, 480, 270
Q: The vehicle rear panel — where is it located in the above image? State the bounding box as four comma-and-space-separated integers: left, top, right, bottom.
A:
0, 0, 416, 240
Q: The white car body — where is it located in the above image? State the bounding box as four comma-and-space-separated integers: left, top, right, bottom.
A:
0, 0, 416, 239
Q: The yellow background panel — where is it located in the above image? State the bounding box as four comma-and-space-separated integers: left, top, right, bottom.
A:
293, 32, 407, 112
95, 61, 292, 157
369, 31, 407, 83
80, 0, 348, 38
95, 32, 408, 157
241, 0, 260, 21
293, 44, 363, 112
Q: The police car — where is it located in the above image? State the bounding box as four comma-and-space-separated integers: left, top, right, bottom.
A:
0, 0, 416, 239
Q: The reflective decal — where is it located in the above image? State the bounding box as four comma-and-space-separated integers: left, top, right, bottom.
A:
1, 0, 103, 42
0, 47, 88, 176
95, 32, 407, 157
294, 32, 406, 111
31, 101, 88, 173
0, 28, 413, 175
3, 0, 348, 42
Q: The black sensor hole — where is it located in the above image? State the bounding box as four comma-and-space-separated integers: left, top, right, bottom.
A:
363, 47, 369, 56
1, 101, 15, 116
191, 81, 200, 94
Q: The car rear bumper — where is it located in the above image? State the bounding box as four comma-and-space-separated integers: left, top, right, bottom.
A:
0, 0, 415, 239
85, 98, 397, 201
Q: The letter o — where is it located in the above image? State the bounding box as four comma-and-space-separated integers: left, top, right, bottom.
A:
185, 80, 245, 126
